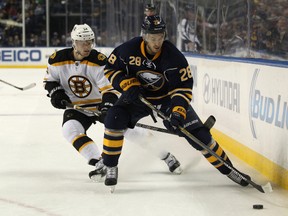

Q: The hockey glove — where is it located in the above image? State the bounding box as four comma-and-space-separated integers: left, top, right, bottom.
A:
120, 77, 141, 104
50, 89, 71, 109
98, 93, 118, 123
98, 102, 113, 123
163, 106, 186, 134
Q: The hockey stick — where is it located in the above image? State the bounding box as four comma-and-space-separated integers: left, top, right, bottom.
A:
0, 79, 36, 91
134, 122, 173, 134
61, 100, 174, 135
139, 95, 273, 193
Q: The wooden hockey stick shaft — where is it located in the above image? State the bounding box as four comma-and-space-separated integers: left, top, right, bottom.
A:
139, 95, 272, 193
0, 79, 36, 91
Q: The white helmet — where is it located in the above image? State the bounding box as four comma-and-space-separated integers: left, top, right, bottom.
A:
71, 24, 95, 41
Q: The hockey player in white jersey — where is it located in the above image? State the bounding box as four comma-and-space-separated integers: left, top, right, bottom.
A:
43, 24, 182, 181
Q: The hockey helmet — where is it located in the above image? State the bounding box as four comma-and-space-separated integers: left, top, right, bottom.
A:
145, 4, 156, 12
184, 4, 196, 11
141, 15, 166, 34
71, 24, 95, 41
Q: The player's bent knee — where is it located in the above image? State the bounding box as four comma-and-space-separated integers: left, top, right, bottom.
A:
105, 106, 130, 130
187, 127, 212, 150
62, 120, 85, 143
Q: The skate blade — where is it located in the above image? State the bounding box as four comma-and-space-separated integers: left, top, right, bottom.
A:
90, 175, 104, 182
173, 166, 183, 175
109, 186, 116, 193
262, 182, 273, 193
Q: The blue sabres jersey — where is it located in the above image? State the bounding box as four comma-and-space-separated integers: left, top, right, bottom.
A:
104, 36, 193, 110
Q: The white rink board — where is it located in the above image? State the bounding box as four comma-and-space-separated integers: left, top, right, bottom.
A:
188, 57, 288, 170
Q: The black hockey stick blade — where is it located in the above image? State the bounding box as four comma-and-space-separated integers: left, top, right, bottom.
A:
0, 79, 36, 91
139, 95, 273, 193
204, 115, 216, 130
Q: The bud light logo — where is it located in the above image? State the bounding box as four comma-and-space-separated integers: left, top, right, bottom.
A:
0, 49, 41, 62
249, 69, 288, 139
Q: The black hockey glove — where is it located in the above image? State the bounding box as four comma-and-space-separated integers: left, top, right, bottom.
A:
98, 102, 113, 123
119, 77, 141, 104
50, 89, 71, 109
163, 106, 186, 134
98, 92, 118, 123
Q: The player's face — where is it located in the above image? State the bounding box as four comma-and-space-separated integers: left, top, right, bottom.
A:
74, 40, 94, 57
144, 10, 155, 16
144, 33, 165, 55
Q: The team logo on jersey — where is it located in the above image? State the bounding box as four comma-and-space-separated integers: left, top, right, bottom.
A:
136, 70, 164, 91
49, 52, 56, 59
68, 75, 92, 98
142, 59, 156, 70
98, 53, 106, 61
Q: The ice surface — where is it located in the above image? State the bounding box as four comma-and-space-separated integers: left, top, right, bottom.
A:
0, 69, 287, 216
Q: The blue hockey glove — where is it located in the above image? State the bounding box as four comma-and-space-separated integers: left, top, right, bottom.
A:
163, 106, 186, 134
120, 77, 141, 104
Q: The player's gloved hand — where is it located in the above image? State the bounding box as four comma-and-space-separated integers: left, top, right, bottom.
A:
50, 89, 71, 109
98, 92, 118, 123
163, 106, 186, 134
98, 102, 113, 123
120, 77, 141, 104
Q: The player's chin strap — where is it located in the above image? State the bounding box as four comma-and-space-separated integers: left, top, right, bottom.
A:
138, 95, 273, 194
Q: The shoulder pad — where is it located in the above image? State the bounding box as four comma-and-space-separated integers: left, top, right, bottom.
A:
48, 48, 72, 64
87, 50, 107, 66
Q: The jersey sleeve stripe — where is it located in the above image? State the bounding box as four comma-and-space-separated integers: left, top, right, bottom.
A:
99, 84, 113, 92
108, 70, 123, 84
171, 93, 191, 104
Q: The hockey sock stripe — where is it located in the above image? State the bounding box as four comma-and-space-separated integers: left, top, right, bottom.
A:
102, 149, 122, 155
201, 141, 217, 154
103, 129, 124, 156
72, 134, 93, 152
104, 129, 125, 137
103, 142, 123, 155
103, 138, 123, 148
104, 129, 124, 147
202, 141, 230, 169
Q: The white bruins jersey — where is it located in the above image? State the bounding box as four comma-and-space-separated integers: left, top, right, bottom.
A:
44, 48, 119, 110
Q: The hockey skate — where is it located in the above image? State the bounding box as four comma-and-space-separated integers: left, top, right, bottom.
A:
89, 159, 107, 182
162, 153, 182, 174
227, 168, 251, 187
105, 166, 118, 193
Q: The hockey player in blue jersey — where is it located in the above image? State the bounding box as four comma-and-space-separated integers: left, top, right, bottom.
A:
99, 15, 251, 189
44, 23, 183, 182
